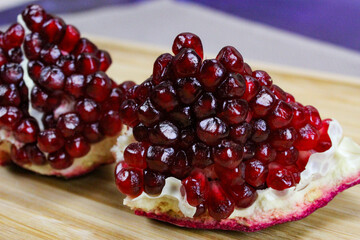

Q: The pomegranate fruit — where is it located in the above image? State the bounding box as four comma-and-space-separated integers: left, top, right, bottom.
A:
113, 33, 360, 231
0, 5, 129, 178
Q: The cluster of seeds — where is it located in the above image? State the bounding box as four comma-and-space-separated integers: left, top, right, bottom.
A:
115, 32, 332, 220
0, 5, 125, 170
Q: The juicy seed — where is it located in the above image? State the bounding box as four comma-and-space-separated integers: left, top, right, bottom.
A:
146, 145, 175, 173
3, 24, 25, 50
151, 81, 178, 112
65, 136, 90, 158
100, 110, 123, 136
213, 140, 243, 169
39, 66, 65, 91
269, 127, 297, 151
196, 117, 229, 146
124, 142, 148, 169
198, 59, 225, 91
267, 162, 295, 190
218, 99, 248, 125
115, 164, 144, 198
216, 73, 246, 99
14, 118, 39, 143
189, 142, 214, 168
193, 92, 217, 119
251, 119, 270, 143
83, 122, 104, 143
56, 113, 83, 138
37, 129, 65, 153
176, 77, 202, 104
170, 150, 191, 179
64, 74, 86, 98
226, 182, 258, 208
22, 5, 46, 32
48, 149, 73, 169
294, 124, 320, 150
244, 159, 268, 188
216, 46, 244, 73
138, 98, 162, 127
76, 98, 100, 123
172, 32, 203, 59
58, 25, 80, 54
267, 100, 294, 129
152, 53, 173, 85
144, 169, 165, 195
173, 48, 201, 78
207, 181, 235, 220
76, 53, 100, 75
40, 17, 65, 44
230, 122, 252, 144
149, 121, 179, 146
182, 169, 208, 206
1, 63, 23, 84
251, 86, 276, 118
252, 70, 273, 87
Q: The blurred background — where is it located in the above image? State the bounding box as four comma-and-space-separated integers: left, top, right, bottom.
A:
0, 0, 359, 77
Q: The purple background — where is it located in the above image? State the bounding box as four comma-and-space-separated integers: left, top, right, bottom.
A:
1, 0, 359, 52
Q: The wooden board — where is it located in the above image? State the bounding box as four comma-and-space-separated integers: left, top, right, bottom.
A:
1, 37, 360, 240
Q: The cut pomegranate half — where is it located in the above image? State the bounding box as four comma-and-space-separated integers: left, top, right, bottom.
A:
112, 33, 360, 231
0, 5, 130, 178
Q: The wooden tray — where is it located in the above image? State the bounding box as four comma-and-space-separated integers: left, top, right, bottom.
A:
1, 38, 359, 240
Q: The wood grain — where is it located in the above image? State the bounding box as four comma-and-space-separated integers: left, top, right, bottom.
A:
0, 38, 359, 240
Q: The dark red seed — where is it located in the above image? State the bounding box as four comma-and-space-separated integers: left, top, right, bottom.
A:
230, 122, 252, 144
244, 159, 268, 188
72, 38, 98, 56
254, 142, 276, 163
170, 150, 191, 179
213, 140, 243, 169
100, 110, 123, 136
176, 77, 202, 104
48, 149, 73, 169
242, 75, 261, 101
58, 25, 80, 54
96, 50, 112, 72
172, 32, 203, 59
134, 79, 153, 104
65, 136, 91, 158
152, 53, 173, 85
76, 53, 100, 76
0, 51, 7, 67
10, 145, 30, 165
296, 150, 311, 171
198, 59, 225, 91
267, 100, 294, 129
267, 162, 295, 190
252, 70, 273, 87
28, 60, 44, 82
57, 113, 83, 138
40, 44, 61, 64
0, 63, 23, 84
24, 144, 46, 165
241, 63, 252, 76
86, 71, 112, 102
251, 119, 270, 143
294, 124, 320, 151
250, 86, 276, 118
216, 73, 246, 99
226, 182, 257, 208
188, 142, 214, 168
290, 102, 306, 129
37, 129, 65, 153
83, 122, 104, 143
269, 127, 297, 151
56, 55, 76, 76
102, 88, 125, 112
192, 92, 217, 119
146, 145, 175, 173
40, 17, 65, 43
194, 203, 206, 217
169, 106, 193, 128
304, 105, 322, 129
207, 181, 234, 220
3, 24, 24, 49
151, 81, 178, 112
144, 169, 165, 195
314, 119, 332, 152
115, 165, 144, 198
275, 147, 299, 165
30, 86, 48, 111
24, 33, 43, 60
149, 121, 179, 146
270, 85, 287, 101
216, 46, 244, 73
178, 128, 196, 149
0, 106, 23, 130
42, 113, 56, 128
218, 99, 248, 125
75, 98, 100, 123
64, 74, 86, 98
182, 169, 208, 206
119, 99, 139, 127
22, 4, 46, 32
196, 117, 229, 146
133, 123, 149, 142
14, 118, 39, 143
124, 142, 148, 169
214, 164, 244, 186
173, 48, 201, 78
38, 66, 65, 91
138, 98, 162, 127
243, 141, 256, 160
0, 84, 21, 106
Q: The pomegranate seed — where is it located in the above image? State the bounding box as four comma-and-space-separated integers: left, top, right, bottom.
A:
152, 53, 173, 85
269, 127, 297, 151
176, 77, 202, 104
14, 118, 39, 143
226, 182, 257, 208
76, 98, 100, 123
151, 81, 178, 112
133, 123, 149, 142
24, 33, 43, 60
290, 102, 306, 129
85, 71, 112, 102
1, 63, 23, 84
56, 55, 76, 76
216, 73, 246, 99
37, 129, 65, 153
96, 50, 112, 72
10, 145, 30, 165
3, 24, 24, 50
76, 53, 100, 75
144, 169, 165, 195
65, 136, 90, 158
244, 159, 268, 187
251, 86, 276, 118
251, 119, 270, 142
218, 99, 248, 125
286, 93, 295, 103
207, 181, 235, 220
57, 112, 83, 138
0, 106, 23, 130
134, 79, 153, 104
267, 162, 295, 190
214, 164, 244, 185
138, 98, 162, 127
296, 150, 311, 171
40, 17, 65, 43
30, 86, 48, 111
304, 105, 322, 129
22, 4, 46, 32
72, 38, 98, 56
294, 124, 319, 151
252, 70, 273, 87
270, 85, 286, 100
119, 99, 139, 127
83, 122, 104, 143
170, 150, 191, 179
0, 84, 21, 106
100, 110, 122, 136
182, 169, 208, 206
242, 62, 252, 75
42, 113, 56, 128
38, 66, 65, 91
172, 32, 203, 59
102, 88, 125, 112
115, 164, 144, 198
267, 100, 293, 129
28, 60, 44, 82
196, 117, 229, 146
58, 25, 80, 54
25, 144, 46, 165
275, 147, 298, 165
40, 44, 61, 64
169, 106, 193, 128
149, 121, 179, 146
188, 142, 214, 168
64, 74, 85, 98
178, 128, 195, 149
173, 48, 201, 77
213, 140, 243, 169
0, 51, 7, 67
230, 122, 252, 144
124, 142, 148, 169
242, 75, 261, 101
47, 149, 73, 169
194, 203, 206, 217
198, 59, 225, 91
216, 46, 244, 73
7, 47, 23, 63
193, 92, 217, 119
315, 119, 332, 152
146, 145, 175, 173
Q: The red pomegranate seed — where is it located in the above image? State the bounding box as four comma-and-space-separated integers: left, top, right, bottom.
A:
294, 123, 320, 151
40, 17, 65, 44
134, 79, 153, 104
254, 142, 276, 163
37, 129, 65, 153
149, 121, 179, 146
304, 105, 322, 129
242, 62, 252, 75
216, 73, 246, 99
65, 136, 90, 158
56, 112, 83, 138
173, 48, 201, 78
38, 66, 65, 91
152, 53, 173, 85
242, 75, 261, 101
198, 59, 225, 91
182, 169, 208, 206
270, 85, 286, 101
85, 71, 112, 102
286, 164, 301, 183
314, 119, 332, 152
72, 38, 98, 56
269, 127, 297, 151
22, 4, 46, 32
275, 147, 299, 165
267, 100, 293, 129
172, 32, 203, 59
0, 84, 21, 106
119, 99, 139, 127
230, 122, 252, 144
207, 181, 235, 220
133, 123, 149, 142
218, 99, 248, 125
251, 86, 276, 118
226, 182, 257, 208
76, 53, 100, 76
96, 50, 112, 72
193, 92, 217, 119
252, 70, 273, 87
14, 118, 39, 143
290, 102, 306, 129
58, 25, 80, 54
3, 24, 24, 50
251, 119, 270, 142
64, 74, 85, 98
170, 150, 191, 179
0, 51, 7, 67
24, 33, 43, 60
28, 60, 44, 82
178, 128, 195, 149
83, 122, 104, 143
213, 140, 243, 169
40, 44, 61, 64
151, 81, 178, 112
10, 145, 31, 165
144, 169, 165, 195
102, 88, 125, 112
30, 86, 48, 111
124, 142, 148, 169
169, 106, 193, 128
244, 159, 268, 188
0, 106, 23, 130
296, 150, 311, 171
42, 113, 56, 128
25, 144, 46, 165
76, 98, 100, 123
267, 162, 295, 190
216, 46, 244, 73
194, 203, 206, 217
115, 164, 144, 198
286, 93, 295, 103
1, 63, 23, 84
138, 98, 162, 127
196, 117, 229, 146
176, 77, 202, 104
100, 110, 122, 136
7, 47, 23, 63
188, 142, 214, 168
56, 55, 76, 76
146, 145, 175, 173
47, 149, 73, 169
